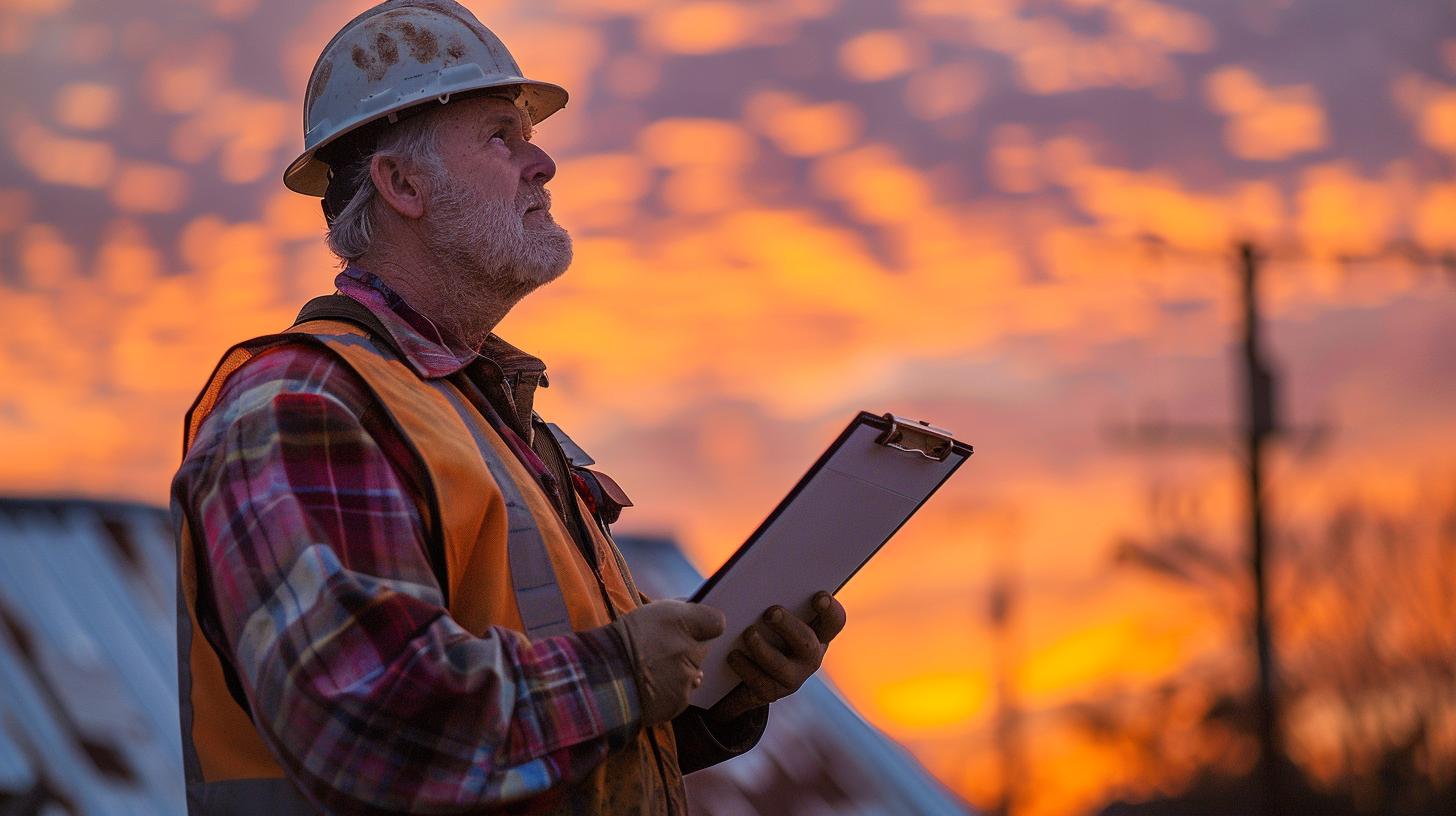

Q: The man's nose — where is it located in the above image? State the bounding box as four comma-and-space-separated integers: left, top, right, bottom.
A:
522, 142, 556, 185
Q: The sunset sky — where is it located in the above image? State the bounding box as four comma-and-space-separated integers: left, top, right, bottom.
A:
1, 0, 1453, 812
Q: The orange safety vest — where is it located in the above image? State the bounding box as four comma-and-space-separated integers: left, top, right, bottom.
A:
174, 313, 685, 814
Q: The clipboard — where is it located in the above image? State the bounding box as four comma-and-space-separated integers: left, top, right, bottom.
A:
688, 411, 973, 707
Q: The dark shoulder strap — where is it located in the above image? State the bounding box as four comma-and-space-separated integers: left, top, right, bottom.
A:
293, 294, 403, 359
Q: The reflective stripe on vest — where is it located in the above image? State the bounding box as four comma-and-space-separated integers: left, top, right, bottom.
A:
420, 376, 572, 641
288, 295, 574, 638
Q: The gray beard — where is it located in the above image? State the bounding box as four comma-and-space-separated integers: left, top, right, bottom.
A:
423, 174, 574, 313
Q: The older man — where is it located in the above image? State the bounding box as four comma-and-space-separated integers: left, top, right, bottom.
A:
170, 1, 846, 814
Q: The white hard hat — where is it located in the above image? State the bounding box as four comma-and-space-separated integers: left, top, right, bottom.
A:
283, 0, 568, 197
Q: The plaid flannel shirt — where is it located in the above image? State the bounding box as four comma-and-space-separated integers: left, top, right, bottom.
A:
172, 267, 648, 812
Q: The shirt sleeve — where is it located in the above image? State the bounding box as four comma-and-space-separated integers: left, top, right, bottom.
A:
174, 344, 642, 814
672, 705, 769, 774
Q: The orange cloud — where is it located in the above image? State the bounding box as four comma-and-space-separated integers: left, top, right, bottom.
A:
745, 91, 862, 157
96, 219, 162, 298
16, 223, 79, 288
812, 144, 933, 225
1205, 66, 1328, 160
144, 33, 234, 115
545, 152, 651, 229
1393, 73, 1456, 156
989, 124, 1042, 193
640, 2, 757, 54
1, 0, 71, 15
53, 82, 119, 131
110, 161, 189, 214
638, 118, 757, 167
838, 29, 919, 82
1295, 162, 1397, 257
8, 116, 116, 188
1414, 182, 1456, 248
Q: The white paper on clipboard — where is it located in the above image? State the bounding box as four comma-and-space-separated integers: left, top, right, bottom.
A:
688, 411, 973, 708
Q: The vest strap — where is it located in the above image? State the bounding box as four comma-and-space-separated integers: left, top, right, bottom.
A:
294, 295, 401, 358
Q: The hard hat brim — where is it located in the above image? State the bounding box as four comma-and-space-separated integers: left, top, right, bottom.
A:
283, 77, 567, 197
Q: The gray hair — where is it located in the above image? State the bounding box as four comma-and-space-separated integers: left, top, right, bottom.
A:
325, 114, 447, 262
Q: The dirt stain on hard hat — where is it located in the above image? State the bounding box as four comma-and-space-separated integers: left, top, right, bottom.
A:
307, 59, 334, 103
350, 32, 399, 82
373, 32, 400, 67
351, 45, 380, 81
446, 39, 466, 62
397, 22, 439, 63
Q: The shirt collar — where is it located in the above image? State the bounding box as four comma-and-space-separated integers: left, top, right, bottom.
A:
335, 265, 548, 384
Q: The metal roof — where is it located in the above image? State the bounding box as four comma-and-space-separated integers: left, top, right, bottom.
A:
0, 499, 184, 815
0, 499, 970, 815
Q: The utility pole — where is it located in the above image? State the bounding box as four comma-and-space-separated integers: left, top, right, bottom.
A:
988, 563, 1020, 816
1109, 240, 1289, 816
1238, 241, 1280, 816
1110, 236, 1448, 813
977, 507, 1023, 816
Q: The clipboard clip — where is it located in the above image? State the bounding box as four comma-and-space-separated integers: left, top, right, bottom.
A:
876, 413, 956, 462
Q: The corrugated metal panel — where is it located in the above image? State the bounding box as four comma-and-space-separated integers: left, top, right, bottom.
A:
0, 500, 970, 815
0, 499, 185, 815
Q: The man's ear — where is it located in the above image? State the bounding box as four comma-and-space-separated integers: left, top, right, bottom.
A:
370, 154, 427, 220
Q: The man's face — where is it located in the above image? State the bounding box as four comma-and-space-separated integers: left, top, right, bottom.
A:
420, 95, 572, 296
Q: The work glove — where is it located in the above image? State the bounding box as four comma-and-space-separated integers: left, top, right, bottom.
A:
709, 590, 847, 722
609, 600, 726, 726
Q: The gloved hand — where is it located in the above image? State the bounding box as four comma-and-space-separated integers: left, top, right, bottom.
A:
609, 600, 726, 726
708, 590, 847, 722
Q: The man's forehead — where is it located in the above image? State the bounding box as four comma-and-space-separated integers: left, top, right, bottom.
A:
453, 93, 532, 131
